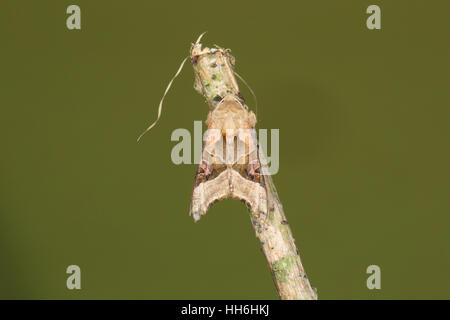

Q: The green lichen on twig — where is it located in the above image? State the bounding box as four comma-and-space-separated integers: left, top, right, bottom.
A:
272, 255, 296, 282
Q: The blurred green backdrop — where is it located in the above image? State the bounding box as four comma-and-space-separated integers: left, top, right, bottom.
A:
1, 0, 449, 299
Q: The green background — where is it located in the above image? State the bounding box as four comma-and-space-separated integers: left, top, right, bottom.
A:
1, 1, 449, 299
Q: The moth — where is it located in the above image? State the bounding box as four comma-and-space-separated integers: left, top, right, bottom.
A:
138, 35, 277, 222
189, 41, 274, 222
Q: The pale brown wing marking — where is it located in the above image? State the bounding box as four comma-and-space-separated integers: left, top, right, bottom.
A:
190, 126, 226, 221
190, 170, 230, 221
230, 169, 268, 218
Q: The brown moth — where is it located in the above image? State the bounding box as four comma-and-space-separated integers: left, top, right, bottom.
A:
189, 42, 271, 222
138, 35, 275, 222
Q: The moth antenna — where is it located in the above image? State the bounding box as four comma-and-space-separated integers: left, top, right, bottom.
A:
233, 71, 258, 121
137, 56, 189, 142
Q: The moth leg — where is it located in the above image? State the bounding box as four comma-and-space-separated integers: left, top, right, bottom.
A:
237, 128, 260, 179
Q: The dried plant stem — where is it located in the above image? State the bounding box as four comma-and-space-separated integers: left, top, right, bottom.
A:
191, 41, 317, 300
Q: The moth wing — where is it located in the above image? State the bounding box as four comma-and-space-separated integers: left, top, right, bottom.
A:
230, 169, 268, 217
189, 128, 229, 221
190, 169, 230, 221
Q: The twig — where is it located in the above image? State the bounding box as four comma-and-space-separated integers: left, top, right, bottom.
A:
190, 40, 318, 300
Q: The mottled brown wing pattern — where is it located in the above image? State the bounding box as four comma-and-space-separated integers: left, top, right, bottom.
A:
189, 98, 268, 221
